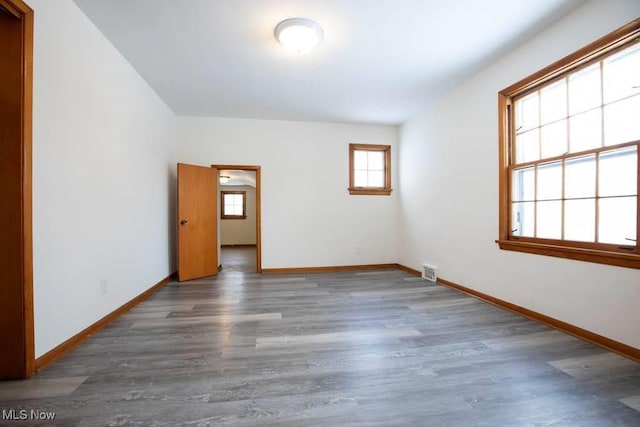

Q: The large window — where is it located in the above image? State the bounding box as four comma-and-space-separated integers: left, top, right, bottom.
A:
221, 191, 246, 219
498, 20, 640, 269
349, 143, 392, 195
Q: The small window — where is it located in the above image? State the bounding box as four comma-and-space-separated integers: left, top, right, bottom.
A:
221, 191, 246, 219
498, 19, 640, 269
349, 143, 392, 195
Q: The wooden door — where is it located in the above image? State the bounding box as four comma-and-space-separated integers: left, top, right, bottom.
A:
0, 0, 34, 379
177, 163, 218, 281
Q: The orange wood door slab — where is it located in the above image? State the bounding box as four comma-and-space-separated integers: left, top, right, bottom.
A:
0, 1, 34, 379
177, 164, 218, 281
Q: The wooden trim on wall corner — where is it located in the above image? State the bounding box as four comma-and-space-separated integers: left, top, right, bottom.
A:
435, 276, 640, 363
262, 264, 399, 274
34, 272, 176, 371
22, 1, 34, 377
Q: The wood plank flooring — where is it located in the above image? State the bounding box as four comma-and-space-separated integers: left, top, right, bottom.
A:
1, 250, 639, 425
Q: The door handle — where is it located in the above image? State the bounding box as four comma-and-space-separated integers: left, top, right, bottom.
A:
180, 220, 189, 226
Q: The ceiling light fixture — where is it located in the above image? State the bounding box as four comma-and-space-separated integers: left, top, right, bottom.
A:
220, 175, 230, 184
274, 17, 323, 54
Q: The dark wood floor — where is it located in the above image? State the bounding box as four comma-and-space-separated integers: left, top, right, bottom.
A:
1, 252, 639, 425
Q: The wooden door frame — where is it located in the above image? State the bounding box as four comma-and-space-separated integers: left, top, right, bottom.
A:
212, 165, 262, 273
0, 0, 34, 379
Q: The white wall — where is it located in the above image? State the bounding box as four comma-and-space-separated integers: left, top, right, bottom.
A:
31, 0, 176, 357
177, 117, 398, 269
220, 185, 257, 245
398, 0, 640, 349
30, 0, 637, 359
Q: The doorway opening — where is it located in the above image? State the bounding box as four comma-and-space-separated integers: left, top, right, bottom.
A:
213, 165, 262, 274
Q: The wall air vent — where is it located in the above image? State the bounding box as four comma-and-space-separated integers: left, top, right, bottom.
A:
422, 263, 438, 282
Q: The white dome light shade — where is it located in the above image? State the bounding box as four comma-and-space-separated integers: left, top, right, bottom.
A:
274, 18, 323, 54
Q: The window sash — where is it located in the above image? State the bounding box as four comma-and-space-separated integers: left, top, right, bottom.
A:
497, 19, 640, 269
221, 191, 246, 219
348, 143, 392, 195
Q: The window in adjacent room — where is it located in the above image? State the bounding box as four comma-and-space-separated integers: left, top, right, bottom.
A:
349, 143, 392, 195
221, 191, 246, 219
497, 19, 640, 269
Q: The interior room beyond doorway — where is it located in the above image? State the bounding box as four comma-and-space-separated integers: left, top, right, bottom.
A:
218, 168, 259, 273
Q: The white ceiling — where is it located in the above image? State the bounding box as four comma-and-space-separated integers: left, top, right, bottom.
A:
73, 0, 586, 125
219, 169, 256, 188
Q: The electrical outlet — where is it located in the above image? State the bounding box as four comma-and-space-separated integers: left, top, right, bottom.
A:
100, 278, 108, 295
355, 246, 361, 255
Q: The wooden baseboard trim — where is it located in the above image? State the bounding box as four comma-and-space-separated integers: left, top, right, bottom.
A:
262, 263, 399, 274
221, 244, 257, 248
433, 276, 640, 363
34, 272, 176, 371
397, 264, 422, 277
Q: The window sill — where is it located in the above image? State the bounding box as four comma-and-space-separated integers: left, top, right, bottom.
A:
496, 239, 640, 269
221, 216, 247, 220
348, 188, 392, 196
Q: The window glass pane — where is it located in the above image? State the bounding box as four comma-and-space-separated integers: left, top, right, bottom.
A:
536, 201, 562, 239
598, 196, 637, 245
354, 151, 368, 170
564, 199, 595, 242
537, 162, 562, 200
512, 167, 535, 201
368, 151, 384, 171
367, 171, 384, 187
603, 95, 640, 146
569, 63, 601, 114
540, 80, 567, 124
512, 201, 534, 237
223, 193, 244, 216
515, 129, 539, 163
599, 147, 637, 197
565, 155, 596, 199
354, 170, 367, 187
569, 109, 601, 153
540, 120, 567, 159
603, 42, 640, 104
515, 92, 539, 132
